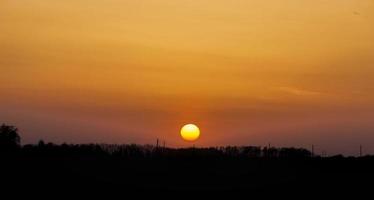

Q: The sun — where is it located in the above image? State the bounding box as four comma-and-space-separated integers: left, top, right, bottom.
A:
180, 124, 200, 142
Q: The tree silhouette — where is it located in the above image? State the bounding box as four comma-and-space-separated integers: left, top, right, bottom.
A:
0, 124, 21, 151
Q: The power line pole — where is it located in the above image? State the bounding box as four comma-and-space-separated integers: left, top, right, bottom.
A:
156, 138, 159, 148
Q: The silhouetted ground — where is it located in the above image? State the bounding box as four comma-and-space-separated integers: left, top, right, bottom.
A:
1, 144, 374, 198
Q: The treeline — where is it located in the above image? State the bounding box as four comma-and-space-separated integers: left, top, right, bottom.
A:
19, 142, 312, 159
1, 123, 314, 159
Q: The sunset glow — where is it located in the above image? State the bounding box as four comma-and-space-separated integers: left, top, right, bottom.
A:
0, 0, 374, 155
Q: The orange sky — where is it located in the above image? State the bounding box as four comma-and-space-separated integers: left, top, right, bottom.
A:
1, 0, 374, 155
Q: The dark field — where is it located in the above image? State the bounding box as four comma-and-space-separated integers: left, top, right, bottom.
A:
2, 144, 374, 198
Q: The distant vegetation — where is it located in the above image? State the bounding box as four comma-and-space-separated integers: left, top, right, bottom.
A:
1, 123, 374, 196
1, 123, 312, 159
0, 124, 21, 152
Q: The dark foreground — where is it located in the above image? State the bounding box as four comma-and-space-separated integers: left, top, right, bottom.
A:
1, 145, 374, 198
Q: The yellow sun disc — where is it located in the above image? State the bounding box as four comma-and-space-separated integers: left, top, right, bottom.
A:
180, 124, 200, 142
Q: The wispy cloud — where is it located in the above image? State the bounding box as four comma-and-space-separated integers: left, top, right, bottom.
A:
278, 86, 322, 96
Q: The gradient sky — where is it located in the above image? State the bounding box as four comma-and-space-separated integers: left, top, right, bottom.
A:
1, 0, 373, 155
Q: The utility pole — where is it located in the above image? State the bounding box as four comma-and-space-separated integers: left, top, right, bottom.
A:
156, 138, 159, 148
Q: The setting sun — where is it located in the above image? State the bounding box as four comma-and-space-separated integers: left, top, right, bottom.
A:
180, 124, 200, 142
